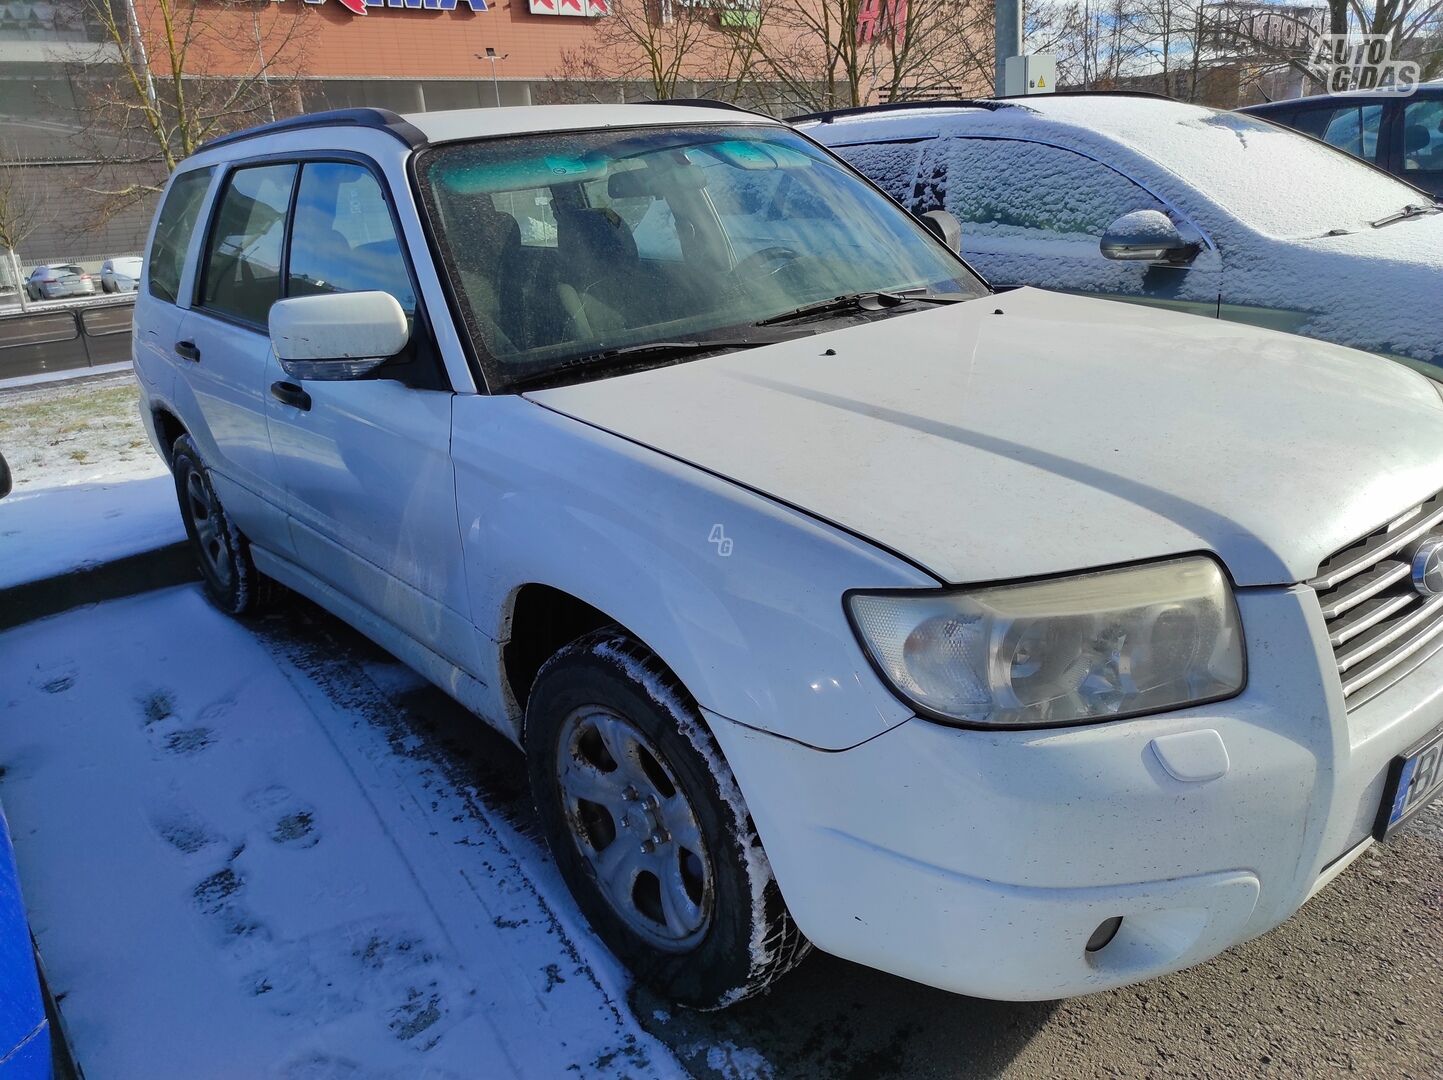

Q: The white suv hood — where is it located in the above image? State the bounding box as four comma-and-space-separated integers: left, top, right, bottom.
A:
528, 288, 1443, 587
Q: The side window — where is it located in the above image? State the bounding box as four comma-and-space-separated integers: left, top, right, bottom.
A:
1402, 99, 1443, 173
1296, 105, 1384, 161
831, 139, 927, 204
199, 164, 296, 326
287, 162, 416, 315
918, 138, 1167, 241
147, 168, 213, 304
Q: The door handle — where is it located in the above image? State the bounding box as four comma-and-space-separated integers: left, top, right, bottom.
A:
270, 380, 311, 412
174, 340, 200, 362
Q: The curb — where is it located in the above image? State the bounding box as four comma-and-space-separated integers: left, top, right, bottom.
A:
0, 543, 199, 632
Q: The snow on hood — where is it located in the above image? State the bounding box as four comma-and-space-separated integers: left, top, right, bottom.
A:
529, 289, 1443, 588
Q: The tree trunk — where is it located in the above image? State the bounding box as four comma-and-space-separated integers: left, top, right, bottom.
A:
8, 248, 26, 313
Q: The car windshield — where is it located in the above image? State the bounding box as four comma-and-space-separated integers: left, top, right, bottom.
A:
417, 123, 985, 389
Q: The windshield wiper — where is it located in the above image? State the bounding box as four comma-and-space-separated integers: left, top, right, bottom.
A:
510, 340, 768, 390
755, 290, 966, 327
1370, 202, 1441, 228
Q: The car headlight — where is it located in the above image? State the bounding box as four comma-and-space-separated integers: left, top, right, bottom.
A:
847, 556, 1244, 728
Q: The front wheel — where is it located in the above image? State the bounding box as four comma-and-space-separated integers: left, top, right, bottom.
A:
171, 434, 274, 616
527, 630, 810, 1009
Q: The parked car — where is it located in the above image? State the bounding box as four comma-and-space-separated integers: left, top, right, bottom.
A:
100, 255, 143, 293
24, 265, 96, 302
1241, 85, 1443, 198
798, 94, 1443, 373
135, 104, 1443, 1009
0, 450, 54, 1079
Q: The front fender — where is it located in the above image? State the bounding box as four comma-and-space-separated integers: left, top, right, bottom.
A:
452, 394, 931, 751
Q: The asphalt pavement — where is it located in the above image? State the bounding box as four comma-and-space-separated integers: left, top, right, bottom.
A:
263, 597, 1441, 1080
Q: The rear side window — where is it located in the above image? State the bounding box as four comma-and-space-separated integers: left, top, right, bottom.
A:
148, 168, 213, 304
286, 162, 415, 315
200, 164, 297, 326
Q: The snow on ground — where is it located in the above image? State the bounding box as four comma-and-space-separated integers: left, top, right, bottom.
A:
0, 476, 183, 590
0, 586, 686, 1079
0, 371, 165, 491
0, 371, 182, 589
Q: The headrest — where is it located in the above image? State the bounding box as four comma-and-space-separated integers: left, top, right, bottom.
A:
449, 197, 521, 271
557, 208, 638, 276
1404, 123, 1432, 154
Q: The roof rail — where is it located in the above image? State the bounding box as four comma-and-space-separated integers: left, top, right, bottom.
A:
789, 89, 1178, 124
788, 99, 1016, 125
198, 107, 427, 153
630, 98, 773, 118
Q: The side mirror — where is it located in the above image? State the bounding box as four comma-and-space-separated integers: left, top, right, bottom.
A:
268, 291, 410, 381
1101, 210, 1199, 264
919, 210, 962, 253
0, 451, 10, 500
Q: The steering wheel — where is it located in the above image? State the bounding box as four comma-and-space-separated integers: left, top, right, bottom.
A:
730, 245, 803, 281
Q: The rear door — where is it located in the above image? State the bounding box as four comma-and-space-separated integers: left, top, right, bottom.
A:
181, 161, 296, 553
135, 166, 214, 407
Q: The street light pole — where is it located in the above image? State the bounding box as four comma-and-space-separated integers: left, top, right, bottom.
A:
477, 49, 509, 108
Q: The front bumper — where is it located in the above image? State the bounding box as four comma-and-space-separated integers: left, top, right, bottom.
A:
709, 585, 1443, 999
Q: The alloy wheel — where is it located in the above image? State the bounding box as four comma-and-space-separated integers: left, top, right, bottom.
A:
556, 705, 714, 950
184, 468, 233, 590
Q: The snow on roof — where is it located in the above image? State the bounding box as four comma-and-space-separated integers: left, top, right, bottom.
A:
405, 104, 778, 144
802, 95, 1424, 240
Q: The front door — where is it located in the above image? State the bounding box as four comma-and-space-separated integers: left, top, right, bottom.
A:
914, 136, 1222, 319
261, 160, 476, 671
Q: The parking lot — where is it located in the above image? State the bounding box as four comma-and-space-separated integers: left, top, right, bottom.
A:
2, 577, 1438, 1078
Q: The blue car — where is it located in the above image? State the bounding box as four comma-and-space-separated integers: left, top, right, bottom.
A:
0, 455, 51, 1079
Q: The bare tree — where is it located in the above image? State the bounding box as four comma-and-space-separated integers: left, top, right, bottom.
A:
744, 0, 995, 113
0, 148, 50, 311
546, 0, 741, 102
64, 0, 312, 221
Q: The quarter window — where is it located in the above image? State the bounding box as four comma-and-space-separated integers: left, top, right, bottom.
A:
147, 168, 212, 304
199, 164, 296, 326
286, 162, 415, 315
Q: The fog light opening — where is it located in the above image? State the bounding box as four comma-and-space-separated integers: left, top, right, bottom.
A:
1085, 916, 1124, 954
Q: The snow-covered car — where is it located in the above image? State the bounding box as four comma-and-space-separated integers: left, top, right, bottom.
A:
100, 256, 143, 293
798, 94, 1443, 373
24, 264, 96, 302
1241, 85, 1443, 199
133, 103, 1443, 1008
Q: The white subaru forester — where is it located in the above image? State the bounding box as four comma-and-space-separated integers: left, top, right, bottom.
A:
133, 102, 1443, 1009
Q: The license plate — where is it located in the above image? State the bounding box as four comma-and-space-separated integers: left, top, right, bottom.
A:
1374, 723, 1443, 840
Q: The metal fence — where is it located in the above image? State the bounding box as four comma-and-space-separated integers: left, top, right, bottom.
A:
0, 298, 135, 381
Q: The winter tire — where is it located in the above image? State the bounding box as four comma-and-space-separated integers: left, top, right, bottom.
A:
171, 434, 275, 615
527, 628, 811, 1009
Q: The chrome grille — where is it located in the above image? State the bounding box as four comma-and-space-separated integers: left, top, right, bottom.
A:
1308, 491, 1443, 708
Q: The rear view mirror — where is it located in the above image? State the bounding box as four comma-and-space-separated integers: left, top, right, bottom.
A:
268, 291, 410, 381
0, 450, 10, 500
1101, 210, 1199, 264
919, 210, 962, 253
